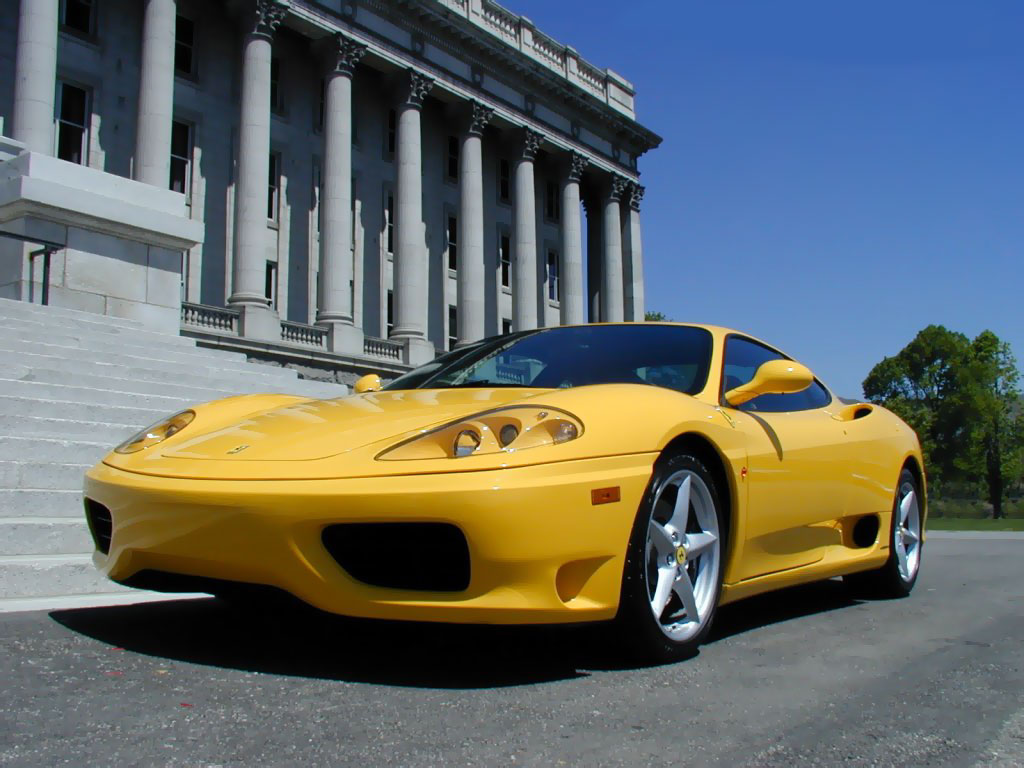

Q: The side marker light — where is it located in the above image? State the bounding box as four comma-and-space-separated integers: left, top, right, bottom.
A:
591, 487, 621, 505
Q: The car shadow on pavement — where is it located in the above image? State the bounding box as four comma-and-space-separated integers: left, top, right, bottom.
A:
49, 579, 863, 688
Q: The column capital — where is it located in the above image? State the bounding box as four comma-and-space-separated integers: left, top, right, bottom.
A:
466, 101, 494, 137
628, 182, 645, 212
244, 0, 289, 40
326, 32, 367, 77
608, 174, 630, 202
566, 151, 589, 182
521, 128, 543, 161
403, 69, 435, 108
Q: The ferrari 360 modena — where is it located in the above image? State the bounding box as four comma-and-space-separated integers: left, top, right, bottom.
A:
84, 323, 925, 661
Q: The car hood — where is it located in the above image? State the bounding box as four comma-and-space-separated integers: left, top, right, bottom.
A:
104, 388, 552, 477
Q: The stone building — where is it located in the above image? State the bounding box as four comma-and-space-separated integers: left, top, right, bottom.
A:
0, 0, 660, 381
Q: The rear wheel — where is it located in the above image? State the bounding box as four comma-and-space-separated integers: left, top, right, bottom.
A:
615, 453, 726, 663
844, 468, 923, 598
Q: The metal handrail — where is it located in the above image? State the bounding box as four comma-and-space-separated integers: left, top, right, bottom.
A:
0, 230, 63, 306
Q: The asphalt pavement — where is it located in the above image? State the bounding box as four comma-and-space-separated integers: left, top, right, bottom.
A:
1, 534, 1022, 767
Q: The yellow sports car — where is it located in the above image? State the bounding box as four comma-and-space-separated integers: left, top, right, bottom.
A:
83, 323, 925, 661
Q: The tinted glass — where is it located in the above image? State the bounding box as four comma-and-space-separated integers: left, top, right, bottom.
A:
722, 336, 831, 413
384, 325, 714, 394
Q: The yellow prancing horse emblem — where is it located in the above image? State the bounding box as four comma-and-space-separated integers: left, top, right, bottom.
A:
226, 444, 250, 455
675, 545, 687, 565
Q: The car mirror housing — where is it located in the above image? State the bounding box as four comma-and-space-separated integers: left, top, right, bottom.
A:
354, 373, 382, 394
724, 360, 813, 406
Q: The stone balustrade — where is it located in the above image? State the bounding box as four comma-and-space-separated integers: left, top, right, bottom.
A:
180, 302, 240, 334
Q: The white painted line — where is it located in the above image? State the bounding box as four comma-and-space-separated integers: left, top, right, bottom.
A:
928, 530, 1024, 540
0, 591, 211, 614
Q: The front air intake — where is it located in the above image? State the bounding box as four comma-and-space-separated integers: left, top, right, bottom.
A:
322, 522, 471, 592
84, 499, 113, 555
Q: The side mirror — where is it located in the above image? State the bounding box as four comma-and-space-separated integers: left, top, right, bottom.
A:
724, 360, 813, 406
353, 373, 382, 394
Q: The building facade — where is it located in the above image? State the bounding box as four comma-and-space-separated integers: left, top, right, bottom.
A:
0, 0, 660, 377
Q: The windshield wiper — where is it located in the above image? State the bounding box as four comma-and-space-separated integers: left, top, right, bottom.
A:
443, 379, 530, 388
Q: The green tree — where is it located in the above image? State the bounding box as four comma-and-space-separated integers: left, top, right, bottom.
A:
645, 311, 670, 322
863, 325, 1023, 517
953, 331, 1024, 518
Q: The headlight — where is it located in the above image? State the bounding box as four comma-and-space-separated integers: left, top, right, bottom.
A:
377, 406, 583, 461
114, 410, 196, 454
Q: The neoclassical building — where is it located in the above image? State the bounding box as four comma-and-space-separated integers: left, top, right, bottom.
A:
0, 0, 660, 378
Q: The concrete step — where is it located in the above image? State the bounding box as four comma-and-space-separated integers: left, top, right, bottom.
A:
0, 379, 227, 411
0, 366, 312, 403
0, 489, 86, 518
2, 313, 203, 349
0, 518, 92, 555
0, 436, 113, 465
0, 414, 135, 443
0, 396, 169, 427
0, 335, 253, 370
0, 461, 93, 491
0, 348, 308, 388
0, 296, 169, 332
0, 554, 123, 599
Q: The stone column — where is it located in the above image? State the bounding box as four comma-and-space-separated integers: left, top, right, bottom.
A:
456, 100, 493, 345
559, 151, 588, 325
12, 0, 58, 155
512, 128, 542, 331
391, 69, 435, 366
600, 175, 628, 323
623, 183, 646, 322
317, 33, 366, 354
228, 0, 287, 340
134, 0, 176, 187
583, 194, 601, 321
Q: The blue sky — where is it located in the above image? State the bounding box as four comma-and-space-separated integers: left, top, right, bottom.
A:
507, 0, 1023, 397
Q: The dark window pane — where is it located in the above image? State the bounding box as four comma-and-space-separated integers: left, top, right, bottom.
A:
171, 121, 189, 156
63, 0, 93, 34
387, 110, 396, 154
60, 84, 86, 123
174, 16, 194, 74
56, 124, 84, 164
169, 157, 187, 193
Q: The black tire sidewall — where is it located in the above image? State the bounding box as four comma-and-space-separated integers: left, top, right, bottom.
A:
616, 453, 727, 663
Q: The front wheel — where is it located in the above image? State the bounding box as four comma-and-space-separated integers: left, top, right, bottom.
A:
844, 467, 924, 598
615, 453, 726, 663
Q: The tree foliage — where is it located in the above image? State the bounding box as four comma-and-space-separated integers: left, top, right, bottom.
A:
645, 311, 670, 322
863, 325, 1023, 517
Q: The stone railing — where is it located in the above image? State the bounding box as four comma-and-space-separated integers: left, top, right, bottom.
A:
364, 336, 403, 361
430, 0, 636, 118
181, 302, 240, 333
280, 320, 327, 349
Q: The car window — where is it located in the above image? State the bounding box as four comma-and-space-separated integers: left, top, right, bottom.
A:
722, 336, 831, 413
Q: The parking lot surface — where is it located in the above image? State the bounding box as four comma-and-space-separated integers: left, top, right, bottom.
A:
1, 534, 1022, 767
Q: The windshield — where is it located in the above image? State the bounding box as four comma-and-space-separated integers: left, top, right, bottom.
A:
384, 325, 714, 394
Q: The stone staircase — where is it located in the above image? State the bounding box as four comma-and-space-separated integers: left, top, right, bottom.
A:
0, 297, 346, 610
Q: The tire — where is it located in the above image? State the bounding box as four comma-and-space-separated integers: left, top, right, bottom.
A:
615, 453, 727, 663
844, 467, 924, 598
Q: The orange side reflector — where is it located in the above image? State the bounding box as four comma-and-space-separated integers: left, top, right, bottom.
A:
591, 486, 621, 505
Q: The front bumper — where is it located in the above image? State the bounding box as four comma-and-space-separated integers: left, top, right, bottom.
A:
84, 454, 656, 624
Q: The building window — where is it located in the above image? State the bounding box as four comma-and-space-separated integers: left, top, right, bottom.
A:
545, 180, 560, 221
174, 15, 195, 76
448, 305, 458, 350
56, 82, 89, 165
499, 233, 511, 288
547, 249, 560, 301
60, 0, 94, 36
270, 57, 283, 114
384, 193, 394, 255
446, 215, 458, 272
498, 159, 510, 202
268, 152, 280, 222
386, 109, 396, 156
265, 261, 277, 308
317, 79, 325, 132
169, 120, 192, 200
502, 318, 512, 335
386, 290, 394, 337
446, 136, 459, 182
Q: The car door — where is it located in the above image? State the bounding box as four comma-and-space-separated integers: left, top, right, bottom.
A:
722, 336, 851, 581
